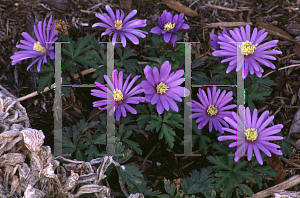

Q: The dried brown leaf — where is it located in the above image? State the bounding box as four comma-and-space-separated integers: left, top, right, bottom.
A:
265, 155, 286, 184
163, 0, 202, 18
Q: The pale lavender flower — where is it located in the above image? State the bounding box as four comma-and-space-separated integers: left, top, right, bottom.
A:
141, 61, 190, 114
92, 5, 147, 47
218, 105, 283, 165
212, 25, 282, 78
91, 70, 145, 121
11, 16, 57, 72
150, 10, 189, 47
188, 86, 236, 133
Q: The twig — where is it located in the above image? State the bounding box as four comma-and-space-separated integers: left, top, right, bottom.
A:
205, 2, 244, 12
204, 22, 252, 28
17, 68, 97, 102
17, 61, 150, 102
251, 175, 300, 198
281, 157, 300, 168
279, 53, 296, 60
141, 143, 158, 172
262, 64, 300, 78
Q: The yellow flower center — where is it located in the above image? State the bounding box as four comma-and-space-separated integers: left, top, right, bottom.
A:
113, 89, 123, 101
33, 42, 46, 53
244, 128, 258, 141
156, 82, 169, 94
114, 20, 123, 30
207, 105, 218, 116
164, 22, 175, 31
240, 41, 257, 56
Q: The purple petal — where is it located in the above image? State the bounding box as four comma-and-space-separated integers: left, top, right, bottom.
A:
151, 26, 162, 34
123, 10, 137, 25
163, 33, 172, 43
105, 5, 116, 22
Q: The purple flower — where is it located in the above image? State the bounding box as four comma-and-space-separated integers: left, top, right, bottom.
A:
218, 105, 283, 165
92, 5, 147, 47
210, 29, 229, 50
188, 86, 236, 133
141, 61, 190, 114
11, 16, 57, 72
212, 25, 282, 78
91, 70, 145, 121
150, 10, 189, 47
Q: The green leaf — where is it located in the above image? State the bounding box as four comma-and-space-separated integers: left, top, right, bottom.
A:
76, 140, 88, 150
237, 184, 253, 196
34, 64, 54, 73
160, 123, 176, 148
164, 180, 176, 196
249, 90, 272, 100
85, 144, 99, 161
65, 41, 74, 58
247, 98, 256, 112
249, 83, 258, 95
232, 161, 247, 171
123, 59, 138, 73
253, 166, 278, 177
181, 168, 215, 196
62, 59, 76, 71
37, 72, 54, 94
62, 134, 75, 149
141, 56, 160, 63
158, 195, 171, 198
122, 129, 133, 140
129, 178, 160, 196
280, 138, 293, 157
174, 193, 183, 198
75, 150, 87, 161
125, 125, 147, 136
199, 135, 210, 154
146, 119, 161, 132
123, 139, 142, 155
93, 66, 106, 84
74, 34, 94, 57
122, 48, 136, 60
220, 186, 234, 198
207, 156, 231, 171
116, 165, 143, 189
163, 112, 173, 122
212, 63, 225, 74
74, 55, 98, 68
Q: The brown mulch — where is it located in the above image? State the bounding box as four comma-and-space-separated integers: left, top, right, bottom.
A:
1, 0, 300, 195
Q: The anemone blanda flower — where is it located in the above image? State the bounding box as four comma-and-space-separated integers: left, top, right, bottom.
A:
92, 5, 147, 47
218, 105, 283, 165
210, 29, 229, 50
212, 25, 282, 78
10, 16, 57, 72
141, 61, 190, 114
188, 86, 236, 133
91, 70, 145, 121
150, 10, 189, 47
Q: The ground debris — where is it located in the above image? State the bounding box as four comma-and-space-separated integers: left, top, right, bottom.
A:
0, 87, 139, 198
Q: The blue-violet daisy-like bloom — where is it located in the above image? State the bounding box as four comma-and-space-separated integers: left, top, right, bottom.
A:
218, 105, 283, 165
91, 70, 145, 121
188, 86, 236, 133
212, 25, 282, 78
92, 5, 147, 47
210, 29, 229, 50
150, 10, 189, 47
11, 15, 57, 72
141, 61, 190, 114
